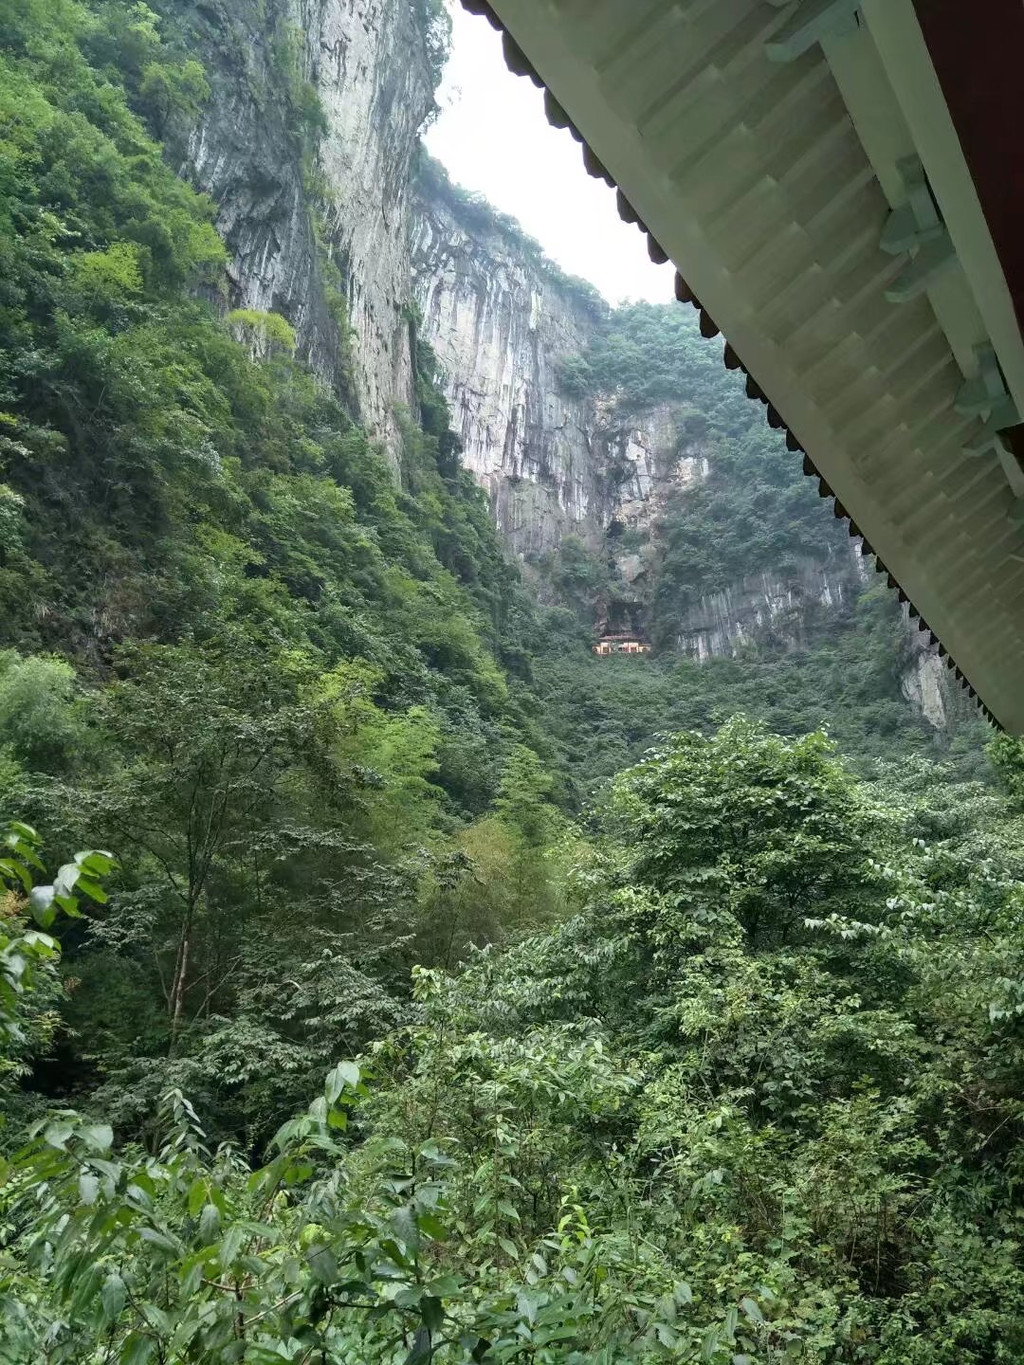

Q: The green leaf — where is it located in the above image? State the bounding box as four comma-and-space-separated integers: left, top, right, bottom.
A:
28, 885, 56, 929
75, 850, 117, 876
120, 1333, 156, 1365
140, 1304, 172, 1335
75, 876, 108, 904
79, 1172, 99, 1205
139, 1227, 179, 1255
43, 1120, 73, 1149
307, 1244, 339, 1285
418, 1211, 448, 1241
188, 1178, 207, 1217
421, 1296, 444, 1333
418, 1140, 454, 1166
392, 1204, 420, 1257
537, 1323, 580, 1345
739, 1297, 763, 1324
218, 1222, 246, 1267
425, 1274, 460, 1298
403, 1327, 433, 1365
101, 1272, 126, 1324
0, 857, 31, 892
53, 861, 81, 900
199, 1202, 221, 1243
82, 1122, 114, 1152
324, 1059, 360, 1104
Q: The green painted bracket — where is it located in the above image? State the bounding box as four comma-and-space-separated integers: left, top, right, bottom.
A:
955, 344, 1007, 418
884, 231, 957, 302
764, 0, 860, 63
963, 398, 1019, 457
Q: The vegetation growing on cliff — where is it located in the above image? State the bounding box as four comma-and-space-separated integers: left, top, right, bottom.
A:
0, 0, 566, 1145
416, 155, 608, 319
418, 151, 952, 770
554, 303, 844, 606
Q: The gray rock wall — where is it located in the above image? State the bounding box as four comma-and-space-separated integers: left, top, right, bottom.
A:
411, 184, 707, 567
177, 0, 433, 464
412, 192, 606, 555
410, 174, 873, 655
673, 549, 869, 661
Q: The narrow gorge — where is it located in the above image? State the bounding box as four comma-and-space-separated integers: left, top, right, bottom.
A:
157, 0, 960, 743
4, 4, 1021, 1358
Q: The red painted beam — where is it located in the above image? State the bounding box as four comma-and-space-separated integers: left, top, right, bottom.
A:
913, 1, 1024, 332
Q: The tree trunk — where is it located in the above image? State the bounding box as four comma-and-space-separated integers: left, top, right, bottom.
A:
168, 914, 192, 1054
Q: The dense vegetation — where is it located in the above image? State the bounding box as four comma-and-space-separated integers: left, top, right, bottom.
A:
0, 3, 1020, 1363
4, 721, 1024, 1361
425, 146, 977, 773
531, 617, 985, 807
539, 303, 986, 780
555, 302, 859, 629
0, 0, 569, 1146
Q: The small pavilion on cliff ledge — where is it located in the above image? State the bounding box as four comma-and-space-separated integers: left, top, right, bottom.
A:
462, 0, 1024, 732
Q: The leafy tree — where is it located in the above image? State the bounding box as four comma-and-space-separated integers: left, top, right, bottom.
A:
609, 717, 883, 950
0, 652, 86, 776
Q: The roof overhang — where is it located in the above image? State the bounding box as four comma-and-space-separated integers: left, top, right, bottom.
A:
466, 0, 1024, 730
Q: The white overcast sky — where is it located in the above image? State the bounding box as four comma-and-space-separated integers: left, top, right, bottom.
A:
424, 3, 675, 305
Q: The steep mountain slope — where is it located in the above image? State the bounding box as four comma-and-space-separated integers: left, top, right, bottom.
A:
0, 0, 576, 1139
156, 0, 444, 463
411, 159, 972, 756
149, 1, 962, 749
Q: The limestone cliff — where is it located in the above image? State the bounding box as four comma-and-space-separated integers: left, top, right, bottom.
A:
412, 168, 867, 649
411, 167, 608, 557
169, 0, 435, 463
410, 162, 961, 729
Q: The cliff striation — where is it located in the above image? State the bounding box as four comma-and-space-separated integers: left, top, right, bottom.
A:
410, 161, 957, 726
412, 169, 605, 557
413, 173, 853, 632
168, 0, 435, 463
411, 169, 702, 568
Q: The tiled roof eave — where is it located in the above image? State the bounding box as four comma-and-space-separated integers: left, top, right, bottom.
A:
458, 0, 996, 728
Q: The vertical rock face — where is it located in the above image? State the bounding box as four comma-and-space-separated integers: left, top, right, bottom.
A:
411, 179, 608, 556
176, 0, 433, 463
411, 171, 702, 565
410, 166, 874, 655
672, 549, 869, 661
901, 629, 949, 730
310, 0, 433, 452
